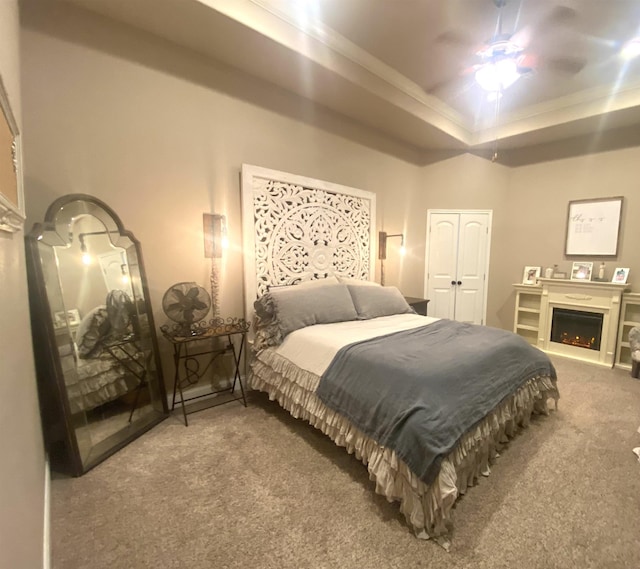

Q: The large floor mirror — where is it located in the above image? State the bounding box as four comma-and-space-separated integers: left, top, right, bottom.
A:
25, 194, 168, 476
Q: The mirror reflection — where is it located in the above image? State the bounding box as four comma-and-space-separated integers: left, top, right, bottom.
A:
27, 195, 167, 475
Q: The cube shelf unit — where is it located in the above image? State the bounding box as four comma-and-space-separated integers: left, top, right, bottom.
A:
615, 292, 640, 370
513, 284, 542, 346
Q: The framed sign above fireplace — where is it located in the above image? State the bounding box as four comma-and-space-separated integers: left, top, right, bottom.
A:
565, 197, 623, 256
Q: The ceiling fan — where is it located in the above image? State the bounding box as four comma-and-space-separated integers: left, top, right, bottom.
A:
434, 0, 587, 96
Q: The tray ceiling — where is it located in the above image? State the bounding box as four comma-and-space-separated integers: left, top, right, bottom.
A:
60, 0, 640, 164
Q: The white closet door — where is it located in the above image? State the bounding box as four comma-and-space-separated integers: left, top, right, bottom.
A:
455, 213, 489, 324
425, 210, 491, 325
425, 213, 459, 319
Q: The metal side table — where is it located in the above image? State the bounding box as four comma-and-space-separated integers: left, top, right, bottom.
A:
160, 318, 250, 426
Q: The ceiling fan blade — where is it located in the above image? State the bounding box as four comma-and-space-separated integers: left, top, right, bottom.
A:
544, 5, 578, 26
544, 55, 587, 75
511, 5, 577, 49
435, 29, 476, 49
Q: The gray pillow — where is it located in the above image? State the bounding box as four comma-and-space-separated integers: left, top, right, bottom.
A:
253, 293, 283, 351
337, 276, 380, 287
271, 283, 358, 336
347, 285, 414, 320
75, 305, 110, 358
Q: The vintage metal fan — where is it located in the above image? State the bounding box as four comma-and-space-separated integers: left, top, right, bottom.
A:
162, 282, 211, 336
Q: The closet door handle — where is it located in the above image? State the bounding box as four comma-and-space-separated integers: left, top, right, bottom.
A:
451, 280, 456, 285
457, 281, 462, 285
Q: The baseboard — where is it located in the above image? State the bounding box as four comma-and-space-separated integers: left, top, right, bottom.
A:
43, 455, 51, 569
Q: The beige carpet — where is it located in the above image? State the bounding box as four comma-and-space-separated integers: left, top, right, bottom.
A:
51, 356, 640, 569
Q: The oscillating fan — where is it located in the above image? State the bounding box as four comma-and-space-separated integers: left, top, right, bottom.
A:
162, 282, 211, 336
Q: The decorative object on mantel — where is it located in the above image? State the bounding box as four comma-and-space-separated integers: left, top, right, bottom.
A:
544, 266, 554, 279
522, 266, 541, 285
592, 261, 608, 282
570, 261, 593, 281
565, 197, 623, 256
0, 76, 25, 233
612, 267, 630, 284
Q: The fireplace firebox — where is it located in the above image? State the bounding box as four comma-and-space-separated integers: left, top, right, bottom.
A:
550, 308, 603, 351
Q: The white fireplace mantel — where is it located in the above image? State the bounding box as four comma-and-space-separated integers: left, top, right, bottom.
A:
537, 278, 629, 367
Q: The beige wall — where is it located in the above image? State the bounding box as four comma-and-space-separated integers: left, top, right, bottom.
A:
0, 1, 46, 568
20, 2, 424, 380
20, 1, 640, 354
496, 148, 640, 326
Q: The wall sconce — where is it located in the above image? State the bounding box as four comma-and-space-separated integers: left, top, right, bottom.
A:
378, 231, 405, 286
120, 263, 129, 285
203, 213, 229, 318
79, 234, 92, 265
203, 213, 228, 259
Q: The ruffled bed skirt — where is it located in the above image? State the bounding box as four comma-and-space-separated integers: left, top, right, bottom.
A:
250, 348, 559, 549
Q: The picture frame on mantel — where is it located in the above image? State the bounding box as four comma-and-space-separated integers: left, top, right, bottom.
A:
0, 76, 25, 233
565, 197, 623, 256
612, 267, 630, 284
522, 266, 541, 285
571, 261, 593, 281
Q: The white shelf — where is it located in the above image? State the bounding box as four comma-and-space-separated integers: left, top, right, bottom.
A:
615, 293, 640, 369
516, 324, 538, 332
513, 285, 542, 344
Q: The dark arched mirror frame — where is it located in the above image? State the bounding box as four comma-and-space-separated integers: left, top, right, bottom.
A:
25, 193, 168, 476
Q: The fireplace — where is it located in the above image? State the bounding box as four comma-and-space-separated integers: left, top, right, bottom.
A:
550, 308, 603, 351
536, 278, 627, 367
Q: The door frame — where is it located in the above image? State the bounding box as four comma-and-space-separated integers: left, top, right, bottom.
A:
424, 209, 493, 324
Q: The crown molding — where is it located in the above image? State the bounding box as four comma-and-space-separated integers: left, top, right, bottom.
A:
473, 78, 640, 145
200, 0, 473, 144
199, 1, 640, 150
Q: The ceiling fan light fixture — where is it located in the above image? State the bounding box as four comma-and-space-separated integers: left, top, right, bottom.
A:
475, 57, 521, 92
621, 37, 640, 60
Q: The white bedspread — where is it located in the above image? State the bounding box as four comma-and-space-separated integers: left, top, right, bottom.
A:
275, 313, 439, 377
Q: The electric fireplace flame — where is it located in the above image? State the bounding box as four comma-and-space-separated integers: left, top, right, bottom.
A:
551, 308, 603, 352
559, 332, 597, 349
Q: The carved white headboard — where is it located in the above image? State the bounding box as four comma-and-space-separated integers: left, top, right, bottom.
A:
241, 164, 376, 326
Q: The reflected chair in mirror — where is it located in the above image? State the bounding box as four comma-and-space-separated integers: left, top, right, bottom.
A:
25, 193, 168, 476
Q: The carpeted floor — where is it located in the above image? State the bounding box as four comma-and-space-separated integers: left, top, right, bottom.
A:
50, 356, 640, 569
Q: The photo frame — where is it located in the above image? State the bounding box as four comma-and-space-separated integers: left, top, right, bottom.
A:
0, 76, 25, 233
570, 261, 593, 281
53, 309, 81, 329
522, 266, 541, 285
612, 267, 630, 284
565, 197, 623, 256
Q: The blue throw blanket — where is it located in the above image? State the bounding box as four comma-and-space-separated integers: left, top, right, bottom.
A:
316, 319, 556, 485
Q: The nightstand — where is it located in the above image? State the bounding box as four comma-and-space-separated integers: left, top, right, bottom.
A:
404, 296, 429, 316
160, 318, 250, 426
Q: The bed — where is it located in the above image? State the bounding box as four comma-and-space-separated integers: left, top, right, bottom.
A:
240, 164, 559, 548
60, 290, 146, 415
